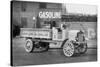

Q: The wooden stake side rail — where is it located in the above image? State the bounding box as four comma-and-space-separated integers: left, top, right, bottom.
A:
20, 28, 52, 39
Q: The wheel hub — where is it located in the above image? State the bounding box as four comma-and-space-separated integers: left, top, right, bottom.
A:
26, 41, 31, 50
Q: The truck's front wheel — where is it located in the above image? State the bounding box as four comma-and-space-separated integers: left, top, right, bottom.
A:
25, 39, 34, 53
63, 40, 75, 57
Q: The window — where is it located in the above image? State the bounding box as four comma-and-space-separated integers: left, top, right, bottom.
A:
21, 2, 26, 12
21, 17, 27, 28
39, 3, 46, 9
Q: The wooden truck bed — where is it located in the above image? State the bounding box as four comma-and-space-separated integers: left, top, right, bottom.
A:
20, 28, 52, 39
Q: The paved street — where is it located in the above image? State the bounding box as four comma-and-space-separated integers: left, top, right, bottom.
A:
12, 37, 97, 66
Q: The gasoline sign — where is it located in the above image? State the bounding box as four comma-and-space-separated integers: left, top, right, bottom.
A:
39, 11, 61, 19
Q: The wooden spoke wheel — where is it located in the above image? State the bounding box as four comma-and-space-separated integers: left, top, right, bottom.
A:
63, 41, 75, 57
25, 39, 34, 53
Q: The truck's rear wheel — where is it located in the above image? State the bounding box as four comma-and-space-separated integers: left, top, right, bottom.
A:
25, 39, 34, 53
63, 41, 75, 57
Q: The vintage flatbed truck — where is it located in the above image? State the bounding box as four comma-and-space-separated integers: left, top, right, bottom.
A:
20, 24, 87, 57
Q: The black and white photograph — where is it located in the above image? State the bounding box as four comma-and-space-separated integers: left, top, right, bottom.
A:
11, 0, 97, 66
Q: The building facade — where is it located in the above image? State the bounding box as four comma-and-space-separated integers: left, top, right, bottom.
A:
12, 1, 64, 28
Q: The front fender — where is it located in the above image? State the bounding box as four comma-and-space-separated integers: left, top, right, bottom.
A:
61, 39, 68, 48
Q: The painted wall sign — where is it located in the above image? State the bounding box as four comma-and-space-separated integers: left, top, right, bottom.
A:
39, 11, 61, 19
